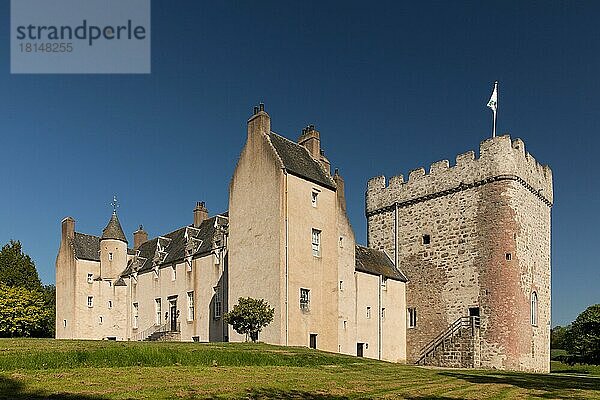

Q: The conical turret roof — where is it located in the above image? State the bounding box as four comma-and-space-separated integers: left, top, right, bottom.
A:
101, 212, 128, 243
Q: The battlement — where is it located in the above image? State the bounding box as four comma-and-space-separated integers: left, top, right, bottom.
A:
366, 135, 553, 215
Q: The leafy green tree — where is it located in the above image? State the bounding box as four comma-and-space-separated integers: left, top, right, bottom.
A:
0, 284, 53, 337
224, 297, 274, 342
551, 325, 569, 349
0, 240, 41, 290
565, 304, 600, 365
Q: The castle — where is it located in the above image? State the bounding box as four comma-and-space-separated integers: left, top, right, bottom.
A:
56, 104, 553, 372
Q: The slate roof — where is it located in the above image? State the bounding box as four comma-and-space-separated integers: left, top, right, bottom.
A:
123, 215, 227, 276
101, 213, 128, 243
355, 245, 408, 282
268, 132, 336, 190
73, 232, 100, 261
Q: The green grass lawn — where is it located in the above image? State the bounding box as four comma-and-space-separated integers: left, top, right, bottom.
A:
0, 339, 598, 399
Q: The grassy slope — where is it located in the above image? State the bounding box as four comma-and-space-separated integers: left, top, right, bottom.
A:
0, 339, 598, 399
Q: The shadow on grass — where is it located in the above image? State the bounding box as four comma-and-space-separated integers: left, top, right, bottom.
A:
243, 388, 348, 399
0, 375, 107, 400
440, 371, 600, 399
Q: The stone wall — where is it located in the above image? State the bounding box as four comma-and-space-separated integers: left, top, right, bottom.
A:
366, 135, 552, 373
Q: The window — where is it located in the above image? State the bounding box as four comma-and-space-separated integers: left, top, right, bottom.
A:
366, 307, 371, 319
311, 190, 319, 207
311, 229, 321, 257
531, 291, 538, 326
107, 280, 112, 287
309, 333, 317, 349
63, 320, 67, 328
381, 308, 386, 319
108, 252, 113, 261
87, 296, 94, 308
339, 280, 343, 291
422, 234, 431, 245
171, 265, 177, 281
343, 320, 347, 329
381, 277, 387, 290
87, 273, 93, 284
108, 300, 113, 309
155, 298, 162, 325
214, 288, 222, 318
300, 288, 310, 311
408, 307, 417, 328
132, 302, 139, 329
339, 236, 344, 248
99, 316, 103, 325
506, 253, 512, 261
187, 291, 195, 321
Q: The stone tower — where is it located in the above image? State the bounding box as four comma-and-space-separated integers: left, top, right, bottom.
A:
366, 135, 552, 372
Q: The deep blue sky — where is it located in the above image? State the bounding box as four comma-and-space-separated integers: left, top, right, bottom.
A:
1, 1, 598, 326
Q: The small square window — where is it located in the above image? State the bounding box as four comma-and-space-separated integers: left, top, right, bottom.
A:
87, 273, 93, 284
506, 253, 512, 261
312, 229, 321, 257
108, 252, 113, 261
99, 316, 103, 325
422, 234, 431, 245
339, 280, 343, 291
87, 296, 94, 308
108, 300, 113, 309
311, 190, 319, 207
300, 288, 310, 311
366, 306, 371, 319
63, 319, 67, 328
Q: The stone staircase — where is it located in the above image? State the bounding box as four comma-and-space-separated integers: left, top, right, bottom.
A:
132, 322, 181, 342
416, 316, 481, 368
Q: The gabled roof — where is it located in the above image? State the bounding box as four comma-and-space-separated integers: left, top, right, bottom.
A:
355, 245, 408, 282
101, 213, 128, 243
123, 215, 227, 276
73, 232, 100, 261
268, 132, 336, 190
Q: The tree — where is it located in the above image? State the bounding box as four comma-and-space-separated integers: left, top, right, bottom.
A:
0, 283, 53, 337
565, 304, 600, 365
551, 325, 569, 349
224, 297, 274, 342
0, 240, 42, 290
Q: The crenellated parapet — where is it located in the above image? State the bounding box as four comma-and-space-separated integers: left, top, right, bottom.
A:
366, 135, 553, 216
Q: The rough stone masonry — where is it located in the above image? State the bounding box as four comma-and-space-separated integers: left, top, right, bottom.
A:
365, 134, 552, 373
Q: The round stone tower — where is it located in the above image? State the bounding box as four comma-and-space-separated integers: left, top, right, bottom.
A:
100, 211, 128, 279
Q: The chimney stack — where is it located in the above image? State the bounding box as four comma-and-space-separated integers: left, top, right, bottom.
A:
61, 217, 75, 242
248, 102, 270, 139
298, 125, 321, 160
133, 225, 148, 250
193, 201, 209, 228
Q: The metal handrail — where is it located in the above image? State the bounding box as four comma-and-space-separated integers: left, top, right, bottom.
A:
417, 316, 480, 363
131, 322, 169, 341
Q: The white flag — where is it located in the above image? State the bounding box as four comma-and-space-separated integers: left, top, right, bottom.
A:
487, 82, 498, 112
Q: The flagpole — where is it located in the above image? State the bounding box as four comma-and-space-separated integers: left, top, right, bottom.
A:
492, 81, 498, 138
